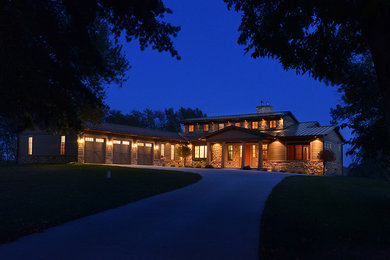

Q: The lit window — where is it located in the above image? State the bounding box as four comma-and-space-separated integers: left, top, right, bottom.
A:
122, 141, 130, 145
161, 143, 165, 157
287, 144, 310, 160
95, 138, 104, 143
262, 144, 268, 160
227, 145, 233, 161
183, 125, 186, 133
28, 137, 33, 155
218, 123, 224, 130
113, 140, 121, 144
270, 120, 276, 128
235, 122, 241, 127
194, 145, 207, 159
60, 136, 65, 155
138, 143, 144, 146
189, 125, 194, 132
252, 122, 258, 129
145, 143, 152, 147
252, 145, 256, 158
85, 137, 94, 142
204, 124, 209, 132
171, 144, 175, 160
240, 145, 242, 157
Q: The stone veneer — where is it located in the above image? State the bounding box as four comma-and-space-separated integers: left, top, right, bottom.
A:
20, 155, 77, 164
325, 161, 343, 175
263, 160, 325, 175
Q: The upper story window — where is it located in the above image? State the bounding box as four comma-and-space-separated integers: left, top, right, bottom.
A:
203, 124, 209, 132
189, 125, 194, 132
235, 122, 241, 127
218, 123, 224, 130
270, 120, 277, 128
227, 145, 233, 161
287, 144, 310, 160
252, 121, 258, 129
28, 137, 33, 155
60, 136, 65, 155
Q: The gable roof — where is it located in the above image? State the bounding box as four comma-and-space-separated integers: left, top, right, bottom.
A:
85, 122, 185, 141
181, 111, 298, 123
200, 125, 271, 140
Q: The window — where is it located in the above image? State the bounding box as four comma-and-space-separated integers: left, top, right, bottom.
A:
183, 125, 186, 133
203, 124, 209, 132
161, 143, 165, 157
28, 137, 33, 155
218, 123, 224, 130
85, 137, 94, 142
60, 136, 65, 155
138, 143, 144, 146
95, 138, 104, 143
227, 145, 233, 161
171, 144, 175, 160
240, 145, 242, 157
235, 122, 241, 127
122, 141, 130, 145
189, 125, 194, 132
145, 143, 152, 147
270, 120, 276, 128
252, 145, 256, 158
194, 145, 207, 159
287, 144, 310, 160
113, 140, 121, 144
262, 144, 268, 160
252, 121, 258, 129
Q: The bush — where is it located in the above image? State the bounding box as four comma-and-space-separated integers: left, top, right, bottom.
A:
170, 164, 175, 167
242, 166, 251, 170
193, 161, 202, 168
162, 163, 166, 167
205, 164, 214, 168
272, 167, 277, 172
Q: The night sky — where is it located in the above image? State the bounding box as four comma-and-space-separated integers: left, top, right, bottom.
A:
105, 0, 351, 166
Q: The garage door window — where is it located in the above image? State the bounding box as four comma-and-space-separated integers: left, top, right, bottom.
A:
113, 140, 121, 144
85, 137, 94, 142
122, 141, 130, 145
95, 138, 104, 143
145, 143, 152, 147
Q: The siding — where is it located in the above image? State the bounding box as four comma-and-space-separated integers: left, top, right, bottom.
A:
269, 140, 286, 161
310, 139, 323, 161
324, 130, 343, 162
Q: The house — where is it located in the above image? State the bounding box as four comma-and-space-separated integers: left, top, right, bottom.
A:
17, 105, 344, 175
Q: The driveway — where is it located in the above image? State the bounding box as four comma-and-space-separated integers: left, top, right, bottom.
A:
0, 167, 289, 260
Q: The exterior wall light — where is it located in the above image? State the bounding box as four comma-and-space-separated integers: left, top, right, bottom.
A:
132, 144, 138, 148
78, 138, 85, 143
154, 145, 159, 150
107, 141, 113, 146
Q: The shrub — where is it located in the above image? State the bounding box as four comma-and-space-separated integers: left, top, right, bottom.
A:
318, 149, 336, 162
205, 164, 214, 168
162, 163, 166, 167
170, 164, 175, 167
271, 167, 277, 172
176, 146, 192, 166
193, 161, 202, 168
242, 166, 251, 170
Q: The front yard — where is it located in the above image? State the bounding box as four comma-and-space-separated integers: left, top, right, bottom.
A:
0, 164, 201, 244
259, 175, 390, 259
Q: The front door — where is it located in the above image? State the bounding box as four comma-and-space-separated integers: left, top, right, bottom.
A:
245, 143, 251, 166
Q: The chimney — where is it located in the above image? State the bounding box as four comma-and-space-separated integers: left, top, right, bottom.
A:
256, 101, 273, 113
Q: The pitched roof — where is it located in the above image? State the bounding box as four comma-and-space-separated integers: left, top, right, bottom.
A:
200, 125, 272, 140
181, 111, 298, 123
85, 122, 185, 141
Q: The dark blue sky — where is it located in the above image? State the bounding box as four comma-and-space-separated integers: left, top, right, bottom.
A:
105, 0, 351, 165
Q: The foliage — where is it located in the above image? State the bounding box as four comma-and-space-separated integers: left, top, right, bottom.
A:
193, 160, 206, 168
0, 120, 17, 162
0, 0, 180, 132
348, 161, 390, 180
318, 149, 336, 162
176, 146, 191, 167
105, 107, 206, 132
225, 0, 390, 141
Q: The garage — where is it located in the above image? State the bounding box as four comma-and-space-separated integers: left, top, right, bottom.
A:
137, 142, 153, 165
85, 137, 105, 163
113, 140, 131, 164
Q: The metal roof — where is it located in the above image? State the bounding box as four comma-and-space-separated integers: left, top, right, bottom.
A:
85, 122, 186, 140
181, 111, 298, 123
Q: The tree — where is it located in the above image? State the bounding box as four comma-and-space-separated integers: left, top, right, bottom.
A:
176, 146, 191, 166
225, 0, 390, 140
0, 0, 180, 133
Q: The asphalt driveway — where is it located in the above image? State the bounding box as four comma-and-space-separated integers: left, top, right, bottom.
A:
0, 167, 288, 260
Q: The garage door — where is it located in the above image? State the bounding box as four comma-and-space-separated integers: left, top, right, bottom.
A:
113, 140, 131, 164
137, 143, 153, 165
85, 137, 105, 163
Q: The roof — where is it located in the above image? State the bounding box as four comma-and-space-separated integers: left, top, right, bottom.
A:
264, 122, 345, 141
85, 122, 186, 141
200, 125, 272, 140
181, 111, 298, 123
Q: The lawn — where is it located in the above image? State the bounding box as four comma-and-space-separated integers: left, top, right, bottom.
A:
0, 164, 201, 244
259, 175, 390, 259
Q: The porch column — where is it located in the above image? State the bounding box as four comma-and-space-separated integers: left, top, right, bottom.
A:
258, 139, 263, 170
241, 141, 246, 168
206, 142, 211, 165
221, 142, 225, 168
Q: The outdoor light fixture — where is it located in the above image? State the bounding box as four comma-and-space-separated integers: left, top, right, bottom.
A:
132, 144, 137, 148
154, 145, 159, 150
107, 141, 113, 145
78, 138, 85, 143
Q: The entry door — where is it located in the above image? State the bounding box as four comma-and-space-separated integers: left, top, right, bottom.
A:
245, 144, 251, 166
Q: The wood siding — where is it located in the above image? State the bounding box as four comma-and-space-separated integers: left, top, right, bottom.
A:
310, 139, 323, 161
269, 140, 286, 161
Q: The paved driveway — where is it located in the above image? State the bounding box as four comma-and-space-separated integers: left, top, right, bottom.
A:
0, 167, 289, 260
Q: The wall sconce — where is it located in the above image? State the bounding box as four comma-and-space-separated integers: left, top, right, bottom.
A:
132, 144, 137, 148
154, 145, 159, 150
107, 141, 113, 146
78, 138, 85, 143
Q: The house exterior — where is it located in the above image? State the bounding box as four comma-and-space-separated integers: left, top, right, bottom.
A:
17, 105, 344, 175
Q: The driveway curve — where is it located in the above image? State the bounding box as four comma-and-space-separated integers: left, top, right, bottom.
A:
0, 167, 288, 260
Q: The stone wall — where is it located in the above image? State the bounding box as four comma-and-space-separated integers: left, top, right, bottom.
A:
263, 160, 324, 175
210, 143, 222, 168
325, 161, 343, 176
19, 155, 77, 164
225, 143, 241, 168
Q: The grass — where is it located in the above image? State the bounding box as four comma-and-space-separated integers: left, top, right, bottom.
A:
259, 175, 390, 259
0, 163, 201, 244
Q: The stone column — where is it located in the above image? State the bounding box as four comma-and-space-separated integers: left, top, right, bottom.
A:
131, 139, 137, 165
106, 136, 113, 164
258, 139, 263, 170
206, 142, 211, 165
77, 134, 85, 163
241, 141, 246, 168
221, 142, 225, 168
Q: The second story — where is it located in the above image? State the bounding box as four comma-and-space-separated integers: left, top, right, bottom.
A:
181, 105, 298, 139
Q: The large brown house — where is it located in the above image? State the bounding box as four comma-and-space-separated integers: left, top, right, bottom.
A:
18, 105, 344, 175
